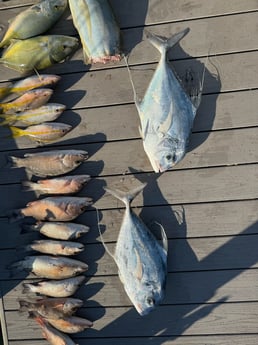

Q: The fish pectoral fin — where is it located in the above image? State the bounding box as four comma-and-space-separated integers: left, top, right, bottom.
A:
133, 248, 143, 281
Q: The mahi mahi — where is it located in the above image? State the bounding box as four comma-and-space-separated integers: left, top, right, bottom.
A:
129, 28, 202, 172
101, 183, 167, 316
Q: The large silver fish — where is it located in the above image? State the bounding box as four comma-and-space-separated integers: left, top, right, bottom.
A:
0, 0, 67, 48
10, 255, 88, 279
129, 28, 202, 172
21, 221, 90, 240
9, 149, 88, 177
68, 0, 121, 64
22, 276, 86, 297
102, 183, 167, 316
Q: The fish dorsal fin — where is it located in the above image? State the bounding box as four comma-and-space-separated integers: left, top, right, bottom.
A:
124, 56, 142, 112
96, 208, 116, 260
156, 221, 168, 255
133, 248, 143, 281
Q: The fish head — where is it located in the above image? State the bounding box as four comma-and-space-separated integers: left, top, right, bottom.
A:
50, 0, 67, 12
49, 36, 79, 63
143, 134, 186, 172
127, 279, 165, 316
63, 151, 89, 169
66, 198, 92, 216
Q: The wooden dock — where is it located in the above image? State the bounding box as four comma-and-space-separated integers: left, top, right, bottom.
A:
0, 0, 258, 344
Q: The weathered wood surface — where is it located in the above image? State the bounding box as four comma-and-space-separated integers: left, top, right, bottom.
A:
0, 1, 257, 345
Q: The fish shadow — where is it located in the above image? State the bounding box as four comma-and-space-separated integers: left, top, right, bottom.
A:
168, 43, 221, 152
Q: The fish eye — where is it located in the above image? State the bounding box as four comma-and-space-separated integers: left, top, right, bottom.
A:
166, 154, 172, 161
146, 297, 155, 306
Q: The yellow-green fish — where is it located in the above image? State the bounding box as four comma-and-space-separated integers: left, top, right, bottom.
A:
0, 0, 68, 48
0, 103, 66, 126
0, 88, 53, 114
0, 35, 79, 73
7, 122, 72, 143
68, 0, 121, 64
0, 74, 60, 101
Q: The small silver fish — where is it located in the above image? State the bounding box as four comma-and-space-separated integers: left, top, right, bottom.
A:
21, 239, 85, 256
21, 221, 90, 240
31, 314, 77, 345
9, 196, 93, 222
101, 183, 167, 316
19, 297, 83, 319
8, 149, 88, 177
0, 103, 66, 126
10, 255, 88, 279
128, 28, 202, 172
0, 88, 53, 114
68, 0, 121, 64
22, 175, 91, 195
23, 276, 86, 297
46, 315, 93, 333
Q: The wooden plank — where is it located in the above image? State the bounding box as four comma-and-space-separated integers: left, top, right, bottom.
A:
0, 284, 8, 345
1, 232, 258, 280
1, 0, 258, 28
0, 199, 257, 249
8, 335, 258, 345
0, 164, 257, 210
1, 14, 258, 79
5, 302, 258, 339
3, 269, 258, 311
0, 125, 257, 174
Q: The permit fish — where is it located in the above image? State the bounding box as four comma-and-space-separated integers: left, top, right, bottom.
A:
7, 122, 72, 143
23, 276, 86, 297
128, 28, 203, 172
21, 221, 90, 240
101, 183, 167, 316
68, 0, 121, 64
8, 149, 88, 177
0, 103, 66, 126
21, 239, 85, 256
0, 0, 67, 48
46, 315, 93, 333
22, 175, 91, 195
31, 314, 77, 345
19, 297, 83, 318
0, 74, 60, 100
0, 88, 53, 114
0, 35, 79, 73
9, 255, 88, 279
9, 196, 93, 222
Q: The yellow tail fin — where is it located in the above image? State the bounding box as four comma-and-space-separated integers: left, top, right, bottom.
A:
0, 114, 17, 126
7, 126, 26, 138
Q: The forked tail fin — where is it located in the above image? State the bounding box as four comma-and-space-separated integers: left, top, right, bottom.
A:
145, 28, 190, 56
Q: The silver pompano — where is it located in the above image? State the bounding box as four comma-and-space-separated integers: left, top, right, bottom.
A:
8, 149, 88, 177
10, 196, 92, 222
21, 221, 90, 240
22, 175, 91, 195
130, 28, 202, 172
22, 239, 84, 256
22, 276, 86, 297
10, 255, 88, 279
102, 183, 167, 316
19, 297, 83, 319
